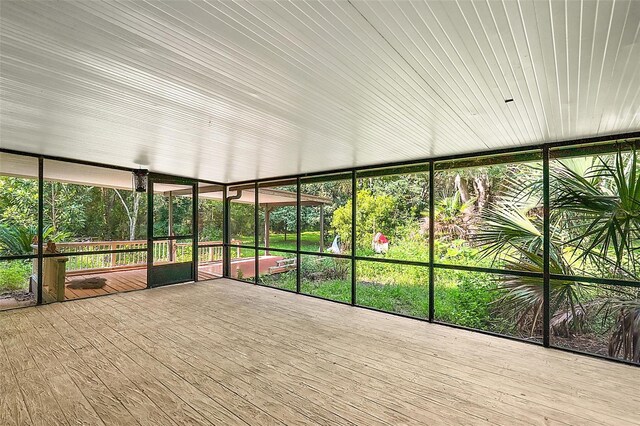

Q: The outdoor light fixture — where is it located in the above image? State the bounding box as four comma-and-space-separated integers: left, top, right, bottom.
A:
132, 168, 149, 192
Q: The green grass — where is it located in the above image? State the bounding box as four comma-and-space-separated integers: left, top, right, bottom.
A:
236, 231, 329, 252
356, 282, 429, 318
259, 270, 296, 291
301, 279, 351, 303
260, 231, 322, 252
229, 246, 255, 258
239, 234, 522, 337
254, 255, 513, 332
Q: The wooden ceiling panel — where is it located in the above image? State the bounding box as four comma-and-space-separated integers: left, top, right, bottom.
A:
1, 0, 638, 182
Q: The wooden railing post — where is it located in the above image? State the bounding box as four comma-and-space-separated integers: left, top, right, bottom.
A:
111, 241, 117, 267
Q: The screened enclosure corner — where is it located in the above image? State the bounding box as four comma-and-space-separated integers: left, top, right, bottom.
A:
0, 151, 225, 310
1, 135, 639, 366
222, 137, 640, 366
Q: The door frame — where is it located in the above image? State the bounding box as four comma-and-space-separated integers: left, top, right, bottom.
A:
147, 174, 198, 288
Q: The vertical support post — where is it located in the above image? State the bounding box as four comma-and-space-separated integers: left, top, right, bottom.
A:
351, 171, 356, 306
296, 178, 301, 293
111, 246, 117, 268
319, 205, 325, 253
192, 183, 198, 282
543, 146, 551, 347
53, 257, 67, 302
254, 182, 259, 284
37, 156, 43, 305
264, 205, 270, 255
428, 161, 435, 322
168, 191, 174, 262
146, 177, 153, 288
223, 185, 229, 278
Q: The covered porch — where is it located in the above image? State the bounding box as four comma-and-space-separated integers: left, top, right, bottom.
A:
226, 183, 331, 253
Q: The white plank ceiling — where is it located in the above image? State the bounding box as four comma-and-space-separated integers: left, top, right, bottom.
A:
1, 0, 639, 182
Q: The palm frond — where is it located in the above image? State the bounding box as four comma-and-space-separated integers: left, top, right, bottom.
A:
603, 297, 640, 362
474, 204, 543, 262
491, 247, 588, 337
0, 223, 56, 255
552, 147, 640, 277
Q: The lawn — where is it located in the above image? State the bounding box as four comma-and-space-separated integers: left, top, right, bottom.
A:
254, 252, 521, 337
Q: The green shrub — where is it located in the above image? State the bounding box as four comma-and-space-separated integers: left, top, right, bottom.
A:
0, 261, 31, 292
434, 238, 485, 265
300, 256, 349, 281
435, 270, 511, 332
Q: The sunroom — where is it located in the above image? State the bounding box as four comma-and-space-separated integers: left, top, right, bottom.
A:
1, 1, 638, 425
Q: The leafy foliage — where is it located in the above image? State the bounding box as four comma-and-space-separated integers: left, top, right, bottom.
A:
332, 189, 396, 250
199, 199, 224, 241
552, 149, 640, 278
0, 177, 39, 227
435, 191, 475, 223
477, 146, 640, 361
0, 223, 60, 256
0, 261, 32, 292
268, 206, 297, 241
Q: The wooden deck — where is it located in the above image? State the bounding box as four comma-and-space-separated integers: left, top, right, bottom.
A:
1, 279, 638, 425
63, 265, 222, 300
64, 269, 147, 300
61, 256, 280, 300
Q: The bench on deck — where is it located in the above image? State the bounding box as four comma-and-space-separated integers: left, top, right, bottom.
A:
268, 258, 297, 274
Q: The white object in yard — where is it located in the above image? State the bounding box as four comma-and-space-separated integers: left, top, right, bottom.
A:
328, 235, 341, 254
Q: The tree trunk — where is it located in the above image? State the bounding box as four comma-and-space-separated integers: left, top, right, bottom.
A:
114, 190, 139, 241
50, 183, 57, 230
473, 175, 489, 213
455, 174, 471, 203
103, 188, 113, 240
131, 192, 140, 240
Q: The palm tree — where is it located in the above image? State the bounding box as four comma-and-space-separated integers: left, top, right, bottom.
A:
476, 146, 639, 361
432, 191, 475, 240
552, 148, 639, 278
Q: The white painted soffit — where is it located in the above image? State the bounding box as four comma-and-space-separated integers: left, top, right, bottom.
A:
0, 152, 325, 205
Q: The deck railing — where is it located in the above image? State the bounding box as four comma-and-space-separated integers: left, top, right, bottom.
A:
35, 240, 228, 275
